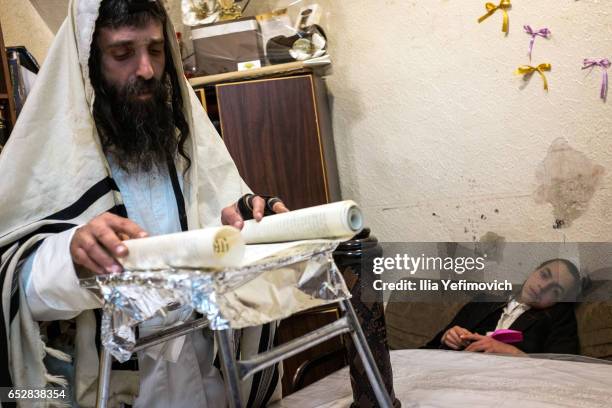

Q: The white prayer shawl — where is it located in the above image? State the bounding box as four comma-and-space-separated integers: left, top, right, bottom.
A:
0, 0, 280, 406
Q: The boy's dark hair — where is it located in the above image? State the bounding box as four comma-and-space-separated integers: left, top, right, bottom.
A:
88, 0, 191, 170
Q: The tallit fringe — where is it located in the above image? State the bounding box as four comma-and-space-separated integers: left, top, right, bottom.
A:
44, 345, 72, 363
43, 344, 72, 402
47, 397, 72, 408
45, 372, 69, 388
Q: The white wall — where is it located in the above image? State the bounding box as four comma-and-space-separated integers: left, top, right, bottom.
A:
0, 0, 54, 63
315, 0, 612, 243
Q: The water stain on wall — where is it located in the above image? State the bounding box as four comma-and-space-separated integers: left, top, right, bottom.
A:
476, 231, 505, 262
534, 138, 605, 229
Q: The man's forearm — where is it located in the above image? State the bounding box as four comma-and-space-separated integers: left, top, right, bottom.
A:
21, 227, 103, 321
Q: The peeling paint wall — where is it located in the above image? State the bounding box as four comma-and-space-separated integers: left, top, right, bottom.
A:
310, 0, 612, 242
534, 138, 605, 229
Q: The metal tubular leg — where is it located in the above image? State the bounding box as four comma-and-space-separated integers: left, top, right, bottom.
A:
94, 304, 392, 408
340, 299, 394, 408
96, 348, 113, 408
215, 329, 243, 408
132, 317, 209, 352
238, 316, 352, 380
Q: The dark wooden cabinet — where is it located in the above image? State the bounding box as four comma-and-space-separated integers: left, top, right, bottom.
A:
198, 73, 340, 210
193, 71, 347, 395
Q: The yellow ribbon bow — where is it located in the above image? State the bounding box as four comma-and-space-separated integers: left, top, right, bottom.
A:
516, 63, 552, 90
478, 0, 512, 33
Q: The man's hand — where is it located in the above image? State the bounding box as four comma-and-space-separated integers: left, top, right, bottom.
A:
70, 212, 148, 275
441, 325, 473, 350
462, 333, 524, 355
221, 195, 289, 230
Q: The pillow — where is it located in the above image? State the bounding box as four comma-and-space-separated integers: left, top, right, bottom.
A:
386, 301, 467, 349
576, 300, 612, 360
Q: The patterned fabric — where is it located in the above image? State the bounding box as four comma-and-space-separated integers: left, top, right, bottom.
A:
334, 230, 401, 408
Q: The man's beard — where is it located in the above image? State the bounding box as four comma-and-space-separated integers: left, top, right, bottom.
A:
94, 74, 177, 172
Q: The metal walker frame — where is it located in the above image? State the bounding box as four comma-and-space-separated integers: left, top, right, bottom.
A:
95, 298, 393, 408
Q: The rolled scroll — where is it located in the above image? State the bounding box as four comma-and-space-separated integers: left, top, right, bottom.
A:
118, 201, 363, 270
120, 226, 244, 270
241, 200, 364, 244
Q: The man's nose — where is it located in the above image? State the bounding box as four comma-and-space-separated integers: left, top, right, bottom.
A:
136, 53, 155, 80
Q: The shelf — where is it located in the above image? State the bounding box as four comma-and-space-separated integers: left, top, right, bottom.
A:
188, 55, 331, 87
0, 93, 9, 99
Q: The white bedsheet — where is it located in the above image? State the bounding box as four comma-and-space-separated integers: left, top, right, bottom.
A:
272, 349, 612, 408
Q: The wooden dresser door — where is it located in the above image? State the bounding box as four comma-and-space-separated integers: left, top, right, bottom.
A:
215, 74, 335, 209
214, 74, 345, 396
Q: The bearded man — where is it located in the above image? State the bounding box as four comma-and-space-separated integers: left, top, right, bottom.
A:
0, 0, 285, 406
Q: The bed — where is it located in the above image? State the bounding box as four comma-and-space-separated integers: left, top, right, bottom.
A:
272, 349, 612, 408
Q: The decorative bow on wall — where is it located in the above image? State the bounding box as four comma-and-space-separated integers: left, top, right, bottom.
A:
524, 26, 551, 61
516, 63, 552, 91
582, 59, 611, 101
478, 0, 512, 34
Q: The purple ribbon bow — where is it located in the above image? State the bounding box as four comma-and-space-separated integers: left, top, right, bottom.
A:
524, 25, 551, 60
582, 58, 612, 101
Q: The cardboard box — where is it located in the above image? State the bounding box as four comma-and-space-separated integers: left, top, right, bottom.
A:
192, 17, 264, 75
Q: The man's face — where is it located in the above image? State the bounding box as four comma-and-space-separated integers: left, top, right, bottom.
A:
520, 261, 576, 309
97, 19, 166, 100
91, 17, 180, 172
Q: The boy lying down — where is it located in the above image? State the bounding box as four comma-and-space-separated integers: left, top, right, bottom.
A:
424, 259, 582, 355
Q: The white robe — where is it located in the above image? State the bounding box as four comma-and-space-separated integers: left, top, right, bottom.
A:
0, 0, 280, 406
20, 158, 227, 407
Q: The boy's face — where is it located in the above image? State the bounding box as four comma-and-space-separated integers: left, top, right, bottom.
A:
520, 261, 576, 308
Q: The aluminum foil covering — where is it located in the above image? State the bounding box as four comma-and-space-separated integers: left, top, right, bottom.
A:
82, 241, 350, 362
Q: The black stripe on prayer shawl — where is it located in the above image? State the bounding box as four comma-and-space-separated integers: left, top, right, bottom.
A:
211, 326, 278, 407
247, 323, 278, 408
261, 362, 280, 406
1, 179, 125, 394
1, 202, 126, 264
9, 240, 45, 322
0, 177, 121, 257
5, 225, 76, 357
43, 177, 121, 222
8, 205, 129, 353
262, 326, 281, 406
167, 161, 188, 232
1, 223, 76, 259
235, 330, 242, 361
109, 204, 128, 218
